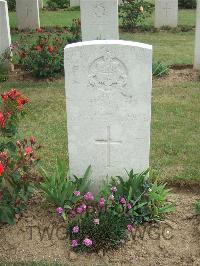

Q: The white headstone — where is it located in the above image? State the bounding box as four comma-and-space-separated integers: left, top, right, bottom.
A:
16, 0, 40, 30
80, 0, 119, 41
194, 0, 200, 69
39, 0, 43, 8
70, 0, 122, 7
155, 0, 178, 28
0, 0, 11, 55
70, 0, 80, 7
65, 40, 152, 188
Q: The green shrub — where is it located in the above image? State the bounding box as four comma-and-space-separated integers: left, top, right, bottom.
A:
195, 201, 200, 215
0, 89, 42, 224
6, 0, 16, 11
119, 0, 154, 30
153, 61, 169, 77
178, 0, 196, 9
46, 0, 69, 10
14, 35, 66, 78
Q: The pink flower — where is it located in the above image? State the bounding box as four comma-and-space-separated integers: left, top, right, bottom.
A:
76, 204, 87, 214
71, 239, 78, 247
72, 226, 79, 233
25, 146, 33, 155
94, 219, 99, 225
84, 192, 94, 201
56, 207, 63, 214
127, 203, 132, 210
119, 197, 126, 205
127, 224, 134, 232
76, 206, 84, 214
99, 197, 105, 208
83, 238, 93, 246
73, 190, 81, 196
111, 186, 117, 193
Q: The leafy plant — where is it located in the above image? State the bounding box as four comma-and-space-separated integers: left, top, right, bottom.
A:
63, 169, 174, 253
6, 0, 16, 11
153, 61, 169, 77
195, 201, 200, 215
119, 0, 154, 30
39, 159, 91, 207
0, 89, 42, 224
110, 170, 174, 224
178, 0, 196, 9
46, 0, 69, 10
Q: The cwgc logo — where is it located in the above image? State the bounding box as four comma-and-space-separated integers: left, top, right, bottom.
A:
89, 51, 128, 92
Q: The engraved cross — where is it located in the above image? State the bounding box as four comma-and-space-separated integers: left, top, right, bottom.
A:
95, 126, 122, 167
163, 3, 172, 17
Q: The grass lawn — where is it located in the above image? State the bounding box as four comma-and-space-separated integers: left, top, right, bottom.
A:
0, 77, 199, 184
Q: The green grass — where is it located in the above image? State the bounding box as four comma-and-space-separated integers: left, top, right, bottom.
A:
0, 78, 199, 184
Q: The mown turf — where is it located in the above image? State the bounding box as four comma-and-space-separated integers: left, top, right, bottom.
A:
0, 78, 199, 184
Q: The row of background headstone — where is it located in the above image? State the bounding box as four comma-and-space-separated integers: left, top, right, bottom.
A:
0, 0, 200, 70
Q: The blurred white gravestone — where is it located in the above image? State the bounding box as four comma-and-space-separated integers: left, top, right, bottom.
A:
80, 0, 119, 41
16, 0, 40, 30
155, 0, 178, 28
65, 40, 152, 188
70, 0, 122, 7
0, 0, 11, 55
70, 0, 80, 6
194, 0, 200, 69
39, 0, 43, 8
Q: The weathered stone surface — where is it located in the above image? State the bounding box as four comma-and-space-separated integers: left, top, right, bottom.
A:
80, 0, 119, 41
155, 0, 178, 28
70, 0, 122, 7
65, 40, 152, 188
0, 0, 11, 55
16, 0, 40, 30
194, 0, 200, 69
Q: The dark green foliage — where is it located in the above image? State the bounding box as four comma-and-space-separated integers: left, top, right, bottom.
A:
195, 201, 200, 215
178, 0, 196, 9
119, 0, 154, 30
6, 0, 16, 11
68, 211, 129, 253
46, 0, 69, 10
153, 61, 169, 77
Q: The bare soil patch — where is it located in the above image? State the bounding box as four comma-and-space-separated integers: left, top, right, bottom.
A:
0, 188, 199, 265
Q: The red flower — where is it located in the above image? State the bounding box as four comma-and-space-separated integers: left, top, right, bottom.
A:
1, 93, 8, 103
35, 45, 43, 52
8, 89, 21, 100
0, 163, 5, 176
36, 28, 44, 33
48, 45, 54, 53
0, 112, 5, 129
25, 146, 33, 155
17, 97, 29, 110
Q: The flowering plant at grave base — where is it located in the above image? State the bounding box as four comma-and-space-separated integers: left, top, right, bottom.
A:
119, 0, 154, 30
60, 169, 174, 253
0, 89, 42, 224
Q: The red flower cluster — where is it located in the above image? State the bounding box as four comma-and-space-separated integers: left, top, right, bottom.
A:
0, 163, 4, 176
36, 28, 44, 33
0, 89, 29, 130
1, 88, 29, 110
